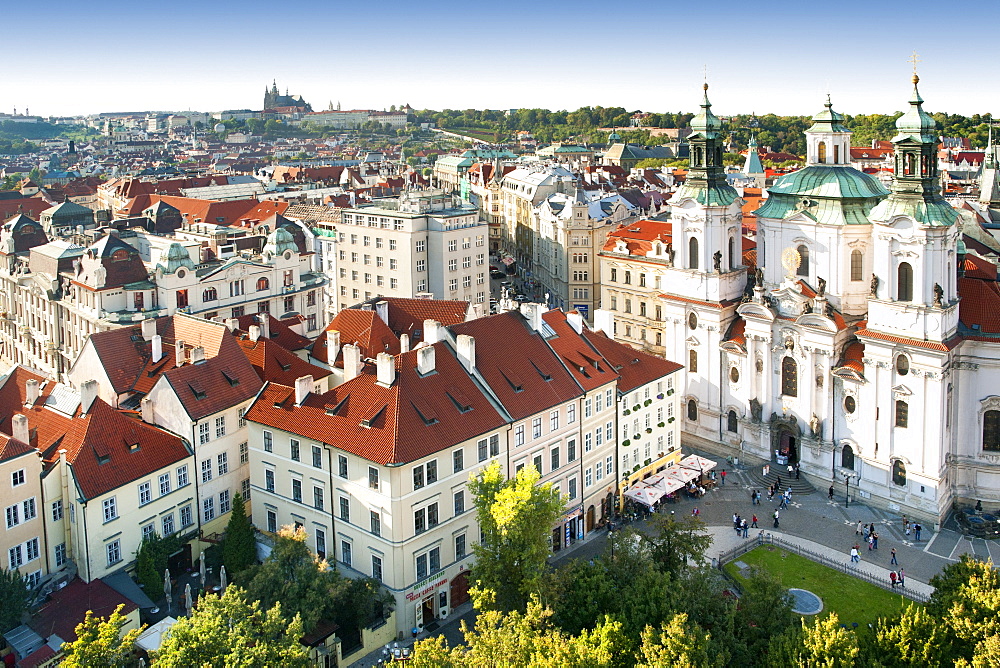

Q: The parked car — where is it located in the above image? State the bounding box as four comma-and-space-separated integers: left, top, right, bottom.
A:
490, 270, 506, 279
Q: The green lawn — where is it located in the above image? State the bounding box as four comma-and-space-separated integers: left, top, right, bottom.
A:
724, 546, 915, 629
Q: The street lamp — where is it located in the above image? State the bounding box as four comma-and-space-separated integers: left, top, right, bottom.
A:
844, 472, 856, 508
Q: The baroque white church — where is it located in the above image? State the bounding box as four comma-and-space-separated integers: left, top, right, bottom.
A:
647, 76, 1000, 525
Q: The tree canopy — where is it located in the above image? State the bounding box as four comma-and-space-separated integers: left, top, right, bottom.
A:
0, 567, 30, 634
222, 492, 256, 577
60, 604, 142, 668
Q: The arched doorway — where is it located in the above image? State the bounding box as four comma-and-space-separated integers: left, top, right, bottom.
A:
450, 571, 471, 607
769, 413, 802, 465
586, 505, 595, 532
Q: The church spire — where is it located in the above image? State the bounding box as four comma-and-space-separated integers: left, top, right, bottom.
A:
805, 94, 851, 165
676, 83, 738, 206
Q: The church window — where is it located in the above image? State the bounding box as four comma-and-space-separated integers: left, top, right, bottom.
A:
726, 410, 738, 433
729, 366, 740, 384
841, 444, 855, 470
897, 263, 913, 302
895, 400, 908, 428
895, 355, 909, 376
687, 400, 698, 422
688, 349, 698, 373
728, 237, 735, 271
688, 238, 699, 270
818, 141, 827, 164
850, 250, 863, 281
843, 395, 856, 414
904, 153, 915, 176
796, 245, 809, 277
891, 460, 906, 486
688, 312, 697, 330
781, 357, 798, 397
983, 410, 1000, 451
833, 144, 840, 163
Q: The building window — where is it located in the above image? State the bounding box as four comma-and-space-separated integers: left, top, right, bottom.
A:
201, 459, 213, 483
369, 467, 379, 490
220, 490, 231, 514
781, 357, 798, 397
291, 479, 302, 503
727, 410, 738, 433
477, 438, 488, 462
256, 277, 269, 291
689, 349, 698, 373
568, 438, 576, 462
897, 262, 913, 301
199, 422, 210, 445
688, 237, 699, 269
315, 529, 326, 559
102, 497, 118, 523
341, 541, 352, 567
895, 400, 908, 428
454, 490, 465, 515
984, 410, 1000, 451
107, 540, 122, 566
266, 510, 277, 533
218, 452, 228, 476
338, 455, 348, 478
312, 445, 322, 469
180, 505, 193, 528
514, 425, 525, 447
585, 467, 593, 487
414, 508, 426, 535
11, 470, 25, 487
339, 497, 350, 522
490, 434, 500, 457
176, 465, 189, 488
162, 513, 175, 536
568, 477, 577, 500
896, 355, 910, 376
842, 444, 855, 470
263, 430, 273, 453
52, 500, 63, 522
289, 439, 300, 461
370, 510, 381, 536
372, 554, 383, 581
203, 497, 215, 522
687, 399, 698, 422
242, 478, 251, 500
851, 250, 863, 281
4, 504, 18, 529
456, 534, 467, 560
892, 460, 906, 486
55, 542, 67, 567
265, 469, 275, 492
139, 482, 151, 506
796, 245, 809, 277
239, 441, 248, 464
453, 449, 464, 473
550, 446, 560, 471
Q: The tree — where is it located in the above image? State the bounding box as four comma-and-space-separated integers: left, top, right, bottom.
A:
732, 571, 797, 662
862, 603, 953, 667
135, 537, 161, 596
635, 613, 713, 668
0, 567, 30, 633
153, 586, 308, 667
640, 512, 712, 576
770, 614, 859, 668
222, 492, 256, 576
467, 461, 564, 612
61, 604, 142, 668
929, 556, 1000, 659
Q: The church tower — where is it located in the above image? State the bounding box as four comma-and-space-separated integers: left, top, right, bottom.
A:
867, 72, 960, 342
804, 95, 851, 166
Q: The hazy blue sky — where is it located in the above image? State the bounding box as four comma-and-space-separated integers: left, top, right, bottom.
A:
8, 0, 999, 117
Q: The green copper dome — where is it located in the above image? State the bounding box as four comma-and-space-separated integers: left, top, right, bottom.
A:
689, 83, 721, 139
755, 166, 889, 225
807, 95, 850, 134
892, 74, 937, 142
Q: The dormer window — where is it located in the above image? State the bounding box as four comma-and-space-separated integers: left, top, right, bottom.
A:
112, 249, 129, 262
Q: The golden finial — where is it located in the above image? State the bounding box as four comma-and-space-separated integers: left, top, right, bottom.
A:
909, 50, 920, 84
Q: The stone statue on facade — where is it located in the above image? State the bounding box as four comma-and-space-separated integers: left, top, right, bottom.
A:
933, 282, 944, 307
870, 273, 879, 297
754, 266, 764, 287
713, 250, 722, 272
816, 276, 826, 297
665, 242, 674, 266
809, 413, 821, 438
749, 398, 763, 422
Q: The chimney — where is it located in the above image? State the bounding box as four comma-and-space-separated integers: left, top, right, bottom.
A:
593, 309, 614, 336
225, 318, 239, 332
326, 329, 341, 362
520, 303, 543, 331
416, 344, 436, 375
80, 379, 98, 415
456, 334, 475, 373
248, 325, 261, 342
152, 335, 163, 363
399, 333, 410, 353
295, 375, 313, 405
423, 319, 442, 344
25, 379, 39, 406
376, 352, 395, 386
175, 340, 186, 367
375, 300, 389, 325
12, 414, 29, 444
258, 314, 270, 339
140, 396, 154, 423
566, 311, 584, 335
342, 344, 362, 381
141, 317, 156, 341
191, 346, 206, 364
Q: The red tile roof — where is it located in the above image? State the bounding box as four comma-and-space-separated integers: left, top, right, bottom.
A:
234, 313, 311, 351
959, 276, 1000, 334
724, 318, 747, 347
451, 311, 583, 420
236, 336, 331, 386
247, 343, 507, 466
582, 328, 682, 393
854, 328, 959, 351
839, 340, 865, 373
963, 254, 997, 281
118, 195, 288, 226
382, 298, 470, 343
541, 310, 616, 392
162, 336, 262, 421
603, 219, 673, 254
312, 310, 400, 365
0, 198, 51, 221
30, 578, 137, 643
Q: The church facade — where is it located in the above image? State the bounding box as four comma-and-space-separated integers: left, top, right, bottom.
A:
644, 77, 1000, 524
263, 80, 312, 111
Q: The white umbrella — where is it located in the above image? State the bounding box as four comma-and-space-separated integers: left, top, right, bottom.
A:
199, 551, 206, 589
163, 569, 171, 611
184, 583, 193, 615
219, 565, 227, 592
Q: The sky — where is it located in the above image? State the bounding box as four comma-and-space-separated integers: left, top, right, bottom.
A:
6, 0, 1000, 119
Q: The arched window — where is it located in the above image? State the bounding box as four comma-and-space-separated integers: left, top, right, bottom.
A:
896, 355, 909, 375
796, 245, 809, 277
257, 277, 270, 291
688, 237, 699, 270
897, 262, 913, 301
727, 410, 738, 433
728, 236, 735, 271
841, 444, 855, 470
781, 357, 798, 397
833, 144, 840, 163
687, 399, 698, 422
818, 141, 827, 163
904, 153, 915, 175
203, 287, 218, 302
892, 460, 906, 486
689, 349, 698, 373
112, 249, 129, 262
851, 250, 863, 281
895, 400, 908, 428
984, 410, 1000, 451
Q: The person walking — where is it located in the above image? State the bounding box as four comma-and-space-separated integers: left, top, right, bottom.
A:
872, 531, 879, 550
899, 569, 905, 588
720, 469, 727, 486
776, 474, 782, 489
741, 519, 748, 538
829, 485, 835, 500
773, 509, 780, 528
868, 534, 874, 551
733, 512, 739, 528
890, 547, 898, 565
914, 523, 922, 541
795, 464, 800, 480
856, 520, 863, 535
850, 546, 860, 563
890, 571, 897, 588
751, 513, 758, 528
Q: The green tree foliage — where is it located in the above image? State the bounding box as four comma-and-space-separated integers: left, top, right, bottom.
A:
61, 604, 142, 668
635, 613, 713, 668
0, 567, 30, 634
864, 603, 954, 667
641, 512, 712, 576
133, 533, 182, 599
467, 461, 564, 612
240, 525, 389, 637
770, 614, 859, 668
409, 593, 626, 667
152, 586, 309, 667
222, 492, 256, 576
733, 571, 797, 661
927, 555, 1000, 660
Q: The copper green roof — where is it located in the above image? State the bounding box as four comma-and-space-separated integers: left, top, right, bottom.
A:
755, 165, 889, 225
892, 75, 937, 143
688, 83, 721, 140
868, 194, 958, 227
674, 182, 739, 207
806, 95, 850, 134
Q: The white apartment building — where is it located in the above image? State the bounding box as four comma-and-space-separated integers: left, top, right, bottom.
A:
336, 190, 489, 310
499, 165, 576, 274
